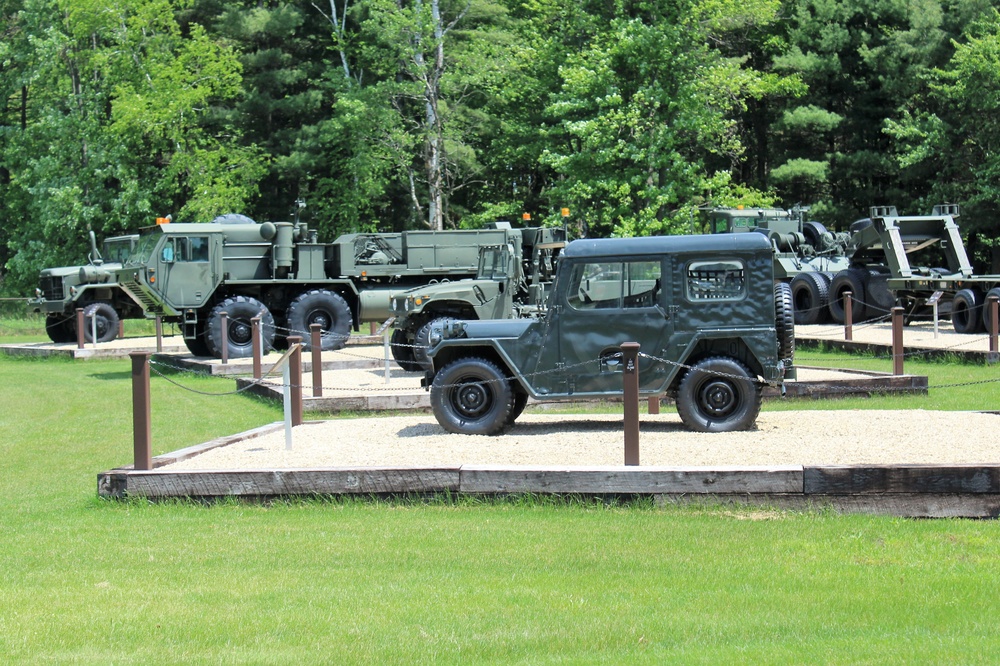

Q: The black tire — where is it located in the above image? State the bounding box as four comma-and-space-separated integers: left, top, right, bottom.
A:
82, 302, 120, 343
206, 296, 275, 359
285, 289, 353, 351
431, 357, 514, 436
865, 269, 895, 318
507, 389, 529, 426
414, 317, 449, 370
952, 288, 984, 334
790, 272, 830, 325
45, 315, 76, 343
676, 357, 761, 433
983, 288, 1000, 335
774, 282, 795, 361
801, 221, 828, 248
391, 328, 420, 372
184, 332, 212, 357
828, 268, 868, 324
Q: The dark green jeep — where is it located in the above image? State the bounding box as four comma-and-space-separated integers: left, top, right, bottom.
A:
423, 233, 795, 435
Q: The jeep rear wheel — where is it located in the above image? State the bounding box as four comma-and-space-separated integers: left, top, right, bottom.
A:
431, 357, 514, 436
676, 357, 761, 433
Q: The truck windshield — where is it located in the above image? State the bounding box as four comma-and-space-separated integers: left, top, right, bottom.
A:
126, 233, 161, 267
477, 246, 511, 280
102, 238, 135, 264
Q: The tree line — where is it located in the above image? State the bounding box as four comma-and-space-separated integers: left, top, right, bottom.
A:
2, 0, 998, 294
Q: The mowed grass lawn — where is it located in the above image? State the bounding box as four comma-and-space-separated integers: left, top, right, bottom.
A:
1, 329, 1000, 664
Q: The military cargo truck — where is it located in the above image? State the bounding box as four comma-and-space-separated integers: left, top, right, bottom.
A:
422, 233, 795, 435
117, 217, 529, 357
28, 232, 142, 343
388, 226, 566, 371
708, 206, 853, 325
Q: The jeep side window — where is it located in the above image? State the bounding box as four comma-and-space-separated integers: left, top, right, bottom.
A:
568, 260, 661, 309
686, 260, 746, 301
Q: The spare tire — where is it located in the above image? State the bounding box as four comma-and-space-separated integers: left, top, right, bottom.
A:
952, 288, 984, 334
790, 272, 830, 325
828, 269, 869, 324
774, 282, 795, 361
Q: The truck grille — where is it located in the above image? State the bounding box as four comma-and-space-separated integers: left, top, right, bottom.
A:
38, 276, 64, 300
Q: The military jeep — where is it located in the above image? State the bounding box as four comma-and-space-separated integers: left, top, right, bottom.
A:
422, 233, 795, 435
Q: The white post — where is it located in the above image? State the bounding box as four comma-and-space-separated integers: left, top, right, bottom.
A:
384, 330, 391, 384
283, 363, 293, 450
91, 315, 98, 349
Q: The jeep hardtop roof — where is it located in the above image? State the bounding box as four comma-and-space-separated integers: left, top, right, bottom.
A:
562, 232, 771, 259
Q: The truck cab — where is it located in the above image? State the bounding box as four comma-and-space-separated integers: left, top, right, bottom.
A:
424, 233, 794, 435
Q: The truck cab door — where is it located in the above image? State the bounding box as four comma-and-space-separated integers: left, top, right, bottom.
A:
530, 258, 673, 397
158, 235, 221, 310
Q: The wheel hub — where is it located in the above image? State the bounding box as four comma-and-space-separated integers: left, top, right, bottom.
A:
307, 310, 331, 331
455, 381, 490, 417
229, 320, 252, 345
699, 379, 737, 417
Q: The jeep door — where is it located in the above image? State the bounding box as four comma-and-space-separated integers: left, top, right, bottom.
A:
529, 257, 672, 397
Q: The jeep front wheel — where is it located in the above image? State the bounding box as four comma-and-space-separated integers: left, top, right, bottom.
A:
676, 357, 761, 433
431, 357, 514, 436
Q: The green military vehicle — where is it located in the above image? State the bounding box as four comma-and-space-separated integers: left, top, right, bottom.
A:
29, 232, 142, 343
422, 233, 795, 435
388, 225, 566, 371
117, 216, 530, 358
708, 206, 853, 325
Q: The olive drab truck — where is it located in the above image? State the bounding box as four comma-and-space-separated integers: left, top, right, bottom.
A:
421, 233, 795, 436
28, 232, 143, 343
388, 225, 566, 371
116, 216, 532, 358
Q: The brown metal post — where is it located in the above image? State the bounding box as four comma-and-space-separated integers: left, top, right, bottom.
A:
621, 342, 640, 466
844, 291, 853, 341
220, 312, 229, 365
118, 319, 125, 340
155, 316, 163, 353
130, 351, 153, 471
76, 307, 85, 349
369, 321, 376, 336
252, 316, 262, 380
310, 324, 323, 397
989, 296, 999, 363
647, 397, 660, 415
892, 306, 904, 376
288, 336, 303, 426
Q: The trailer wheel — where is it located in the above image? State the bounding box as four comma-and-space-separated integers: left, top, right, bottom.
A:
45, 315, 76, 343
431, 357, 514, 436
828, 269, 869, 324
774, 282, 795, 361
790, 272, 830, 325
676, 357, 761, 433
206, 296, 275, 358
983, 288, 1000, 335
390, 328, 420, 371
286, 289, 353, 351
82, 302, 120, 344
952, 288, 984, 334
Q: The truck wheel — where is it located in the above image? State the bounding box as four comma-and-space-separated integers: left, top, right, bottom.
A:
774, 282, 795, 361
82, 302, 120, 343
828, 269, 869, 324
390, 329, 420, 372
983, 288, 1000, 334
184, 319, 213, 357
676, 357, 761, 433
790, 272, 829, 325
45, 315, 76, 343
431, 357, 514, 436
952, 288, 984, 334
206, 296, 275, 358
286, 289, 353, 351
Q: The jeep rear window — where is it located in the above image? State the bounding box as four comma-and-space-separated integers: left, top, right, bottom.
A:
686, 260, 745, 301
568, 260, 661, 310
